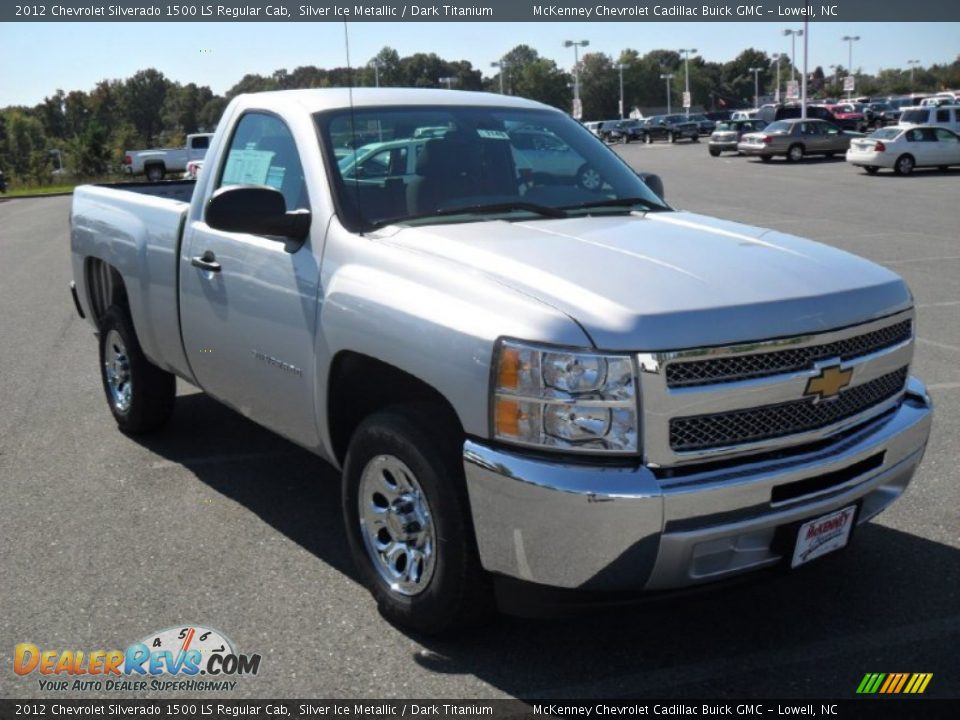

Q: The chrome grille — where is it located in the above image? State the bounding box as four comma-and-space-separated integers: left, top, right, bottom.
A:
669, 367, 908, 451
665, 320, 912, 388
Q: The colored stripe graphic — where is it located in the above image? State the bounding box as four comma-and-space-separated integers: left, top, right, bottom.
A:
858, 672, 933, 694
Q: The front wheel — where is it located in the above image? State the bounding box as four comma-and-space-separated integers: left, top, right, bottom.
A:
342, 407, 491, 634
708, 146, 722, 157
98, 306, 175, 434
644, 133, 653, 144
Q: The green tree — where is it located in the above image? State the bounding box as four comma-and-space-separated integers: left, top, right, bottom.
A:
122, 69, 170, 145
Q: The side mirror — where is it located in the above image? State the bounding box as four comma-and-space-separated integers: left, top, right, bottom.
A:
206, 185, 310, 241
637, 172, 665, 201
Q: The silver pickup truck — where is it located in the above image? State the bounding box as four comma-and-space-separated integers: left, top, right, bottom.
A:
70, 89, 932, 633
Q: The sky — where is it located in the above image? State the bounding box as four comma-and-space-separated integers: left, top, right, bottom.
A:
1, 21, 958, 107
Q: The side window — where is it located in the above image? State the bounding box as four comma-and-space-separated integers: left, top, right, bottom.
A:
191, 135, 210, 150
218, 113, 308, 211
936, 109, 950, 123
935, 128, 958, 143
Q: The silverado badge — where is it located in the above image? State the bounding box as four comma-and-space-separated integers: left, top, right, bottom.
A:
805, 365, 853, 401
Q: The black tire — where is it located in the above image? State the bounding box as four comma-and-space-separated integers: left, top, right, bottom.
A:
342, 407, 492, 634
691, 134, 700, 143
98, 305, 175, 434
670, 132, 678, 144
145, 164, 165, 182
644, 133, 653, 144
938, 166, 949, 172
760, 155, 773, 163
894, 154, 915, 176
864, 166, 879, 175
708, 146, 722, 157
786, 144, 804, 162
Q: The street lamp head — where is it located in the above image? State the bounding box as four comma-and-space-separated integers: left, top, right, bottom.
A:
581, 40, 590, 47
660, 73, 674, 80
563, 40, 573, 47
842, 35, 861, 42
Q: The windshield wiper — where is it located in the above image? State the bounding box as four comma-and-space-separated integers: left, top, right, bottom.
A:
560, 196, 666, 212
369, 201, 567, 230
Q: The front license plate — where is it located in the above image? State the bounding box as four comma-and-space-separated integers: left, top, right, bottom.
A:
791, 505, 857, 568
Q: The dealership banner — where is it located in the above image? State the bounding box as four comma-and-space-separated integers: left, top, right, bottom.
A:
3, 0, 960, 22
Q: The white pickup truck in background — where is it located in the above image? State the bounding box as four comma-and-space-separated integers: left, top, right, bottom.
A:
122, 133, 213, 181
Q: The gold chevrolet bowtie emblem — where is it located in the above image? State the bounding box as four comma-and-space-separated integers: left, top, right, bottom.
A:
805, 365, 853, 400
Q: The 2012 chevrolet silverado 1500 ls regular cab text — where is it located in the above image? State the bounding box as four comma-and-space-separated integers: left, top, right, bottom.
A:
70, 89, 933, 633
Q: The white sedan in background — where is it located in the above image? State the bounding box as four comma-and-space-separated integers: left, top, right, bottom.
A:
847, 125, 960, 175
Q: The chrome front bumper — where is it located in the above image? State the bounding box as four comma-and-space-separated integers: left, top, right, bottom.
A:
463, 377, 932, 593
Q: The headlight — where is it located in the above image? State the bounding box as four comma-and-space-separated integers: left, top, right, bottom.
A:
492, 340, 638, 453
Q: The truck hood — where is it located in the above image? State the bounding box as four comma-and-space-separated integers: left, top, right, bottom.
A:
378, 211, 911, 351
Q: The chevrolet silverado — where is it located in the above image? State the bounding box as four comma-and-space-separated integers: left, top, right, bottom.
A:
70, 89, 932, 633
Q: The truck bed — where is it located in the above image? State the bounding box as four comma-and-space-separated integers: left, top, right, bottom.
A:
92, 179, 197, 203
71, 180, 195, 380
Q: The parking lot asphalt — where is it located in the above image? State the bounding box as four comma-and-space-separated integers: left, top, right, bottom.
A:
1, 145, 957, 700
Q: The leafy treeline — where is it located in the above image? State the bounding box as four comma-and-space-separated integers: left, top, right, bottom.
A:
2, 44, 958, 185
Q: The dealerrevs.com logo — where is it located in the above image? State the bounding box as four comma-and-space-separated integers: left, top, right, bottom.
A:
15, 625, 261, 692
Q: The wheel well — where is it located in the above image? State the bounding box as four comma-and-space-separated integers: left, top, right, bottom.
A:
327, 352, 464, 465
84, 258, 129, 330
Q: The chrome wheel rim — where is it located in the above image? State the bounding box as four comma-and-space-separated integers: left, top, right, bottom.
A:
789, 145, 803, 161
898, 157, 913, 174
103, 329, 132, 413
580, 167, 601, 190
358, 455, 436, 596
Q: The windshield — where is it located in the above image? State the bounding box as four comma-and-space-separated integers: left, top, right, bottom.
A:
900, 109, 928, 124
764, 121, 793, 133
317, 106, 666, 230
868, 128, 902, 140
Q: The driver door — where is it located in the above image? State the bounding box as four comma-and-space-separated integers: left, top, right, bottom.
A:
179, 111, 323, 449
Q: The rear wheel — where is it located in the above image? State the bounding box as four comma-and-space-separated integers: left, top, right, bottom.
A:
864, 166, 879, 175
786, 144, 805, 162
644, 133, 653, 144
98, 306, 176, 434
342, 407, 491, 634
145, 164, 165, 182
691, 133, 700, 143
894, 154, 915, 176
670, 132, 678, 143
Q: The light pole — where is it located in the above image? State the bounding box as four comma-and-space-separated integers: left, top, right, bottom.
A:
678, 48, 697, 115
783, 28, 803, 82
616, 63, 628, 119
368, 58, 384, 88
801, 20, 809, 119
772, 53, 781, 102
829, 64, 841, 92
842, 35, 860, 99
660, 73, 674, 115
749, 67, 762, 109
490, 59, 511, 94
564, 39, 590, 119
906, 58, 920, 86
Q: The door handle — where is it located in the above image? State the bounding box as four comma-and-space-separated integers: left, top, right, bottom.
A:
191, 250, 221, 273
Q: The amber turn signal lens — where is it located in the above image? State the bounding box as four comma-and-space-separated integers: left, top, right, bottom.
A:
495, 398, 520, 437
497, 347, 520, 390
